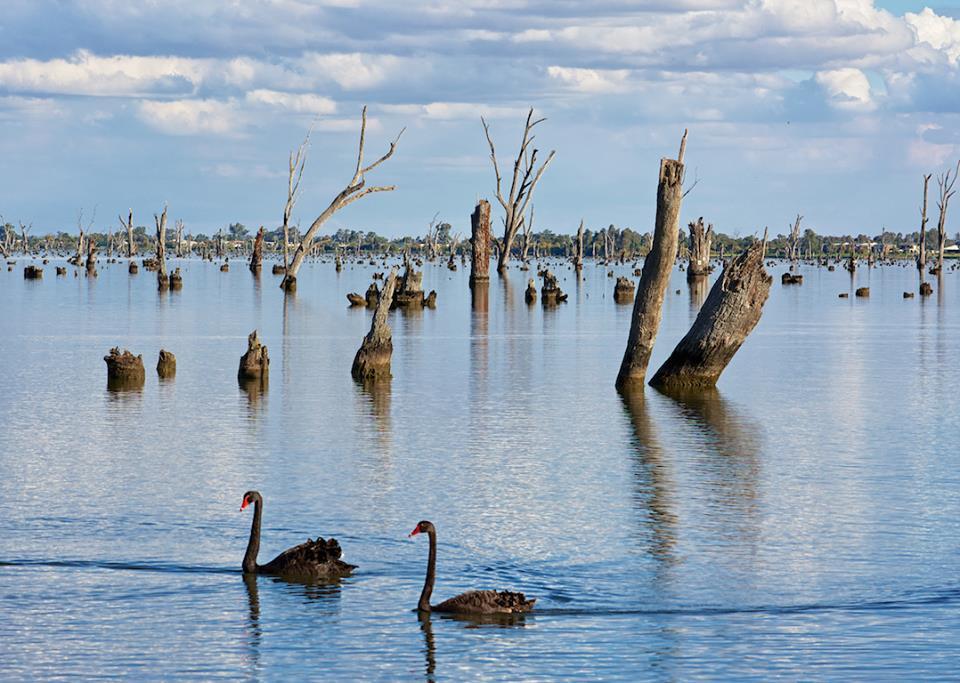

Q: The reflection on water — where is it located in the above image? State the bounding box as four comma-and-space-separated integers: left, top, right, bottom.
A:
687, 274, 709, 316
239, 376, 268, 410
2, 257, 960, 679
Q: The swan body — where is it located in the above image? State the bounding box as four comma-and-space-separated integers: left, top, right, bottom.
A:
410, 520, 535, 615
241, 491, 356, 580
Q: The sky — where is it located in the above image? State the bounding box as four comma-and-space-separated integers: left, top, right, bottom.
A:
1, 0, 960, 239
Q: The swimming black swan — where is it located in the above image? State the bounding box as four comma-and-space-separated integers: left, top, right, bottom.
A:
409, 520, 535, 614
241, 490, 355, 579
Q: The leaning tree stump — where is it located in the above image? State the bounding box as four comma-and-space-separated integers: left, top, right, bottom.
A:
649, 239, 771, 390
104, 347, 145, 387
614, 276, 636, 304
352, 269, 397, 381
157, 349, 176, 378
238, 330, 269, 380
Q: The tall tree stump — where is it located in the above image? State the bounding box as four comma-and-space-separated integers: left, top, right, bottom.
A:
649, 239, 771, 390
470, 200, 491, 285
687, 217, 713, 279
157, 349, 176, 378
352, 269, 397, 381
614, 276, 635, 304
249, 226, 264, 274
616, 133, 687, 391
541, 270, 567, 305
238, 330, 269, 380
104, 347, 145, 387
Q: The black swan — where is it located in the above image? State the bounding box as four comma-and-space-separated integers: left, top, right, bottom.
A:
240, 491, 355, 579
409, 520, 535, 614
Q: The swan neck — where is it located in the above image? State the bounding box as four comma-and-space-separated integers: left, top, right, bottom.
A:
418, 528, 436, 612
243, 498, 262, 573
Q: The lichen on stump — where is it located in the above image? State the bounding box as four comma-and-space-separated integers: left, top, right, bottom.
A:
104, 347, 145, 387
238, 330, 270, 380
649, 239, 772, 390
352, 269, 397, 381
157, 349, 176, 378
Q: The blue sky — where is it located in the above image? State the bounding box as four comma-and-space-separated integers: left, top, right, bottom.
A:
1, 1, 960, 239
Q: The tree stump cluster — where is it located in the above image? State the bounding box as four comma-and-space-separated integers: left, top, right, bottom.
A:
781, 272, 803, 285
686, 217, 713, 279
393, 266, 436, 309
540, 270, 567, 305
352, 269, 397, 381
23, 265, 42, 279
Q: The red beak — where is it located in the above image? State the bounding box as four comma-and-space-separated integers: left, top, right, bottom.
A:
240, 497, 249, 511
408, 526, 421, 537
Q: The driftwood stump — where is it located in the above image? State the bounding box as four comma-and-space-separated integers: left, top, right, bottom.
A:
616, 135, 686, 391
157, 349, 176, 378
649, 239, 771, 390
470, 200, 491, 285
855, 287, 869, 298
56, 266, 66, 276
238, 330, 269, 380
352, 269, 397, 381
104, 347, 145, 387
614, 276, 635, 304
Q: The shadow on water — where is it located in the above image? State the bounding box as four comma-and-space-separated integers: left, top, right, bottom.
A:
418, 612, 436, 682
618, 388, 677, 572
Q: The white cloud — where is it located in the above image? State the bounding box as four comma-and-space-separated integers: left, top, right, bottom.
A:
905, 8, 960, 64
245, 89, 337, 114
137, 98, 243, 135
816, 68, 875, 111
546, 66, 631, 93
381, 102, 527, 120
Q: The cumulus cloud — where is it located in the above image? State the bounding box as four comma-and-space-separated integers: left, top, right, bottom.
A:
546, 66, 631, 93
815, 68, 875, 111
137, 98, 243, 136
245, 89, 337, 114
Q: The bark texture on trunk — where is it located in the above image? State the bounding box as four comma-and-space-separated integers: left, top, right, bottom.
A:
157, 349, 176, 378
687, 217, 713, 278
649, 239, 771, 390
249, 226, 264, 274
155, 207, 169, 291
470, 200, 491, 285
615, 149, 685, 391
352, 269, 397, 381
104, 347, 145, 386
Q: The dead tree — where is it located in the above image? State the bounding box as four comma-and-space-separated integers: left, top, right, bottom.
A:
616, 131, 688, 391
119, 210, 136, 258
574, 219, 585, 271
283, 128, 308, 275
85, 236, 97, 276
155, 205, 169, 290
424, 213, 440, 260
470, 200, 491, 286
650, 237, 772, 390
918, 173, 932, 272
520, 204, 535, 263
281, 107, 403, 292
786, 214, 802, 266
18, 221, 31, 255
481, 108, 555, 274
352, 269, 397, 381
175, 219, 185, 258
933, 160, 959, 274
687, 217, 713, 278
250, 226, 264, 274
238, 330, 269, 380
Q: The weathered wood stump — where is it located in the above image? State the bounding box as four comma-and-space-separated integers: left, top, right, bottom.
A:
920, 281, 933, 296
394, 266, 432, 308
352, 269, 397, 381
347, 292, 367, 307
281, 275, 296, 293
649, 239, 771, 390
220, 263, 229, 272
614, 276, 635, 304
903, 291, 915, 298
781, 272, 803, 285
424, 290, 437, 308
827, 265, 835, 272
249, 227, 264, 274
271, 264, 285, 275
128, 261, 138, 274
470, 200, 491, 286
525, 278, 537, 304
617, 138, 685, 391
56, 266, 66, 276
23, 265, 43, 279
169, 267, 183, 290
104, 347, 145, 386
541, 270, 567, 305
687, 217, 713, 278
365, 282, 380, 308
157, 349, 176, 378
855, 287, 869, 298
238, 330, 269, 380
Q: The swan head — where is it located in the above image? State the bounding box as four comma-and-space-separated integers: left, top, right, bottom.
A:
409, 520, 435, 537
240, 490, 262, 511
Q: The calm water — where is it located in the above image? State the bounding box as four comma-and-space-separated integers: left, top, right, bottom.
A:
1, 255, 959, 681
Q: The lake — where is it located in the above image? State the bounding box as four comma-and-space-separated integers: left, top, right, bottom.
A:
1, 255, 959, 680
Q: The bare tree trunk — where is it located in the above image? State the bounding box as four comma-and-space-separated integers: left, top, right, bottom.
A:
155, 206, 169, 290
574, 219, 584, 271
352, 268, 397, 381
85, 237, 97, 276
616, 131, 687, 391
119, 210, 135, 258
687, 217, 713, 278
470, 200, 491, 285
175, 219, 184, 258
282, 107, 403, 292
918, 173, 931, 272
249, 226, 264, 274
482, 108, 555, 275
934, 160, 958, 274
787, 214, 802, 267
650, 238, 771, 390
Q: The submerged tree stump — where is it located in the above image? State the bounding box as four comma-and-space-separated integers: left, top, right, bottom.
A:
23, 265, 43, 279
393, 265, 434, 308
271, 264, 286, 275
614, 276, 635, 304
541, 270, 567, 305
249, 226, 264, 274
855, 287, 869, 298
470, 200, 491, 286
920, 281, 933, 296
56, 266, 66, 276
238, 330, 269, 380
347, 292, 367, 307
525, 278, 537, 304
352, 269, 397, 381
687, 217, 713, 278
649, 239, 771, 390
169, 267, 183, 290
157, 349, 176, 378
616, 135, 686, 391
781, 272, 803, 285
365, 282, 380, 308
128, 261, 138, 274
104, 347, 145, 386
